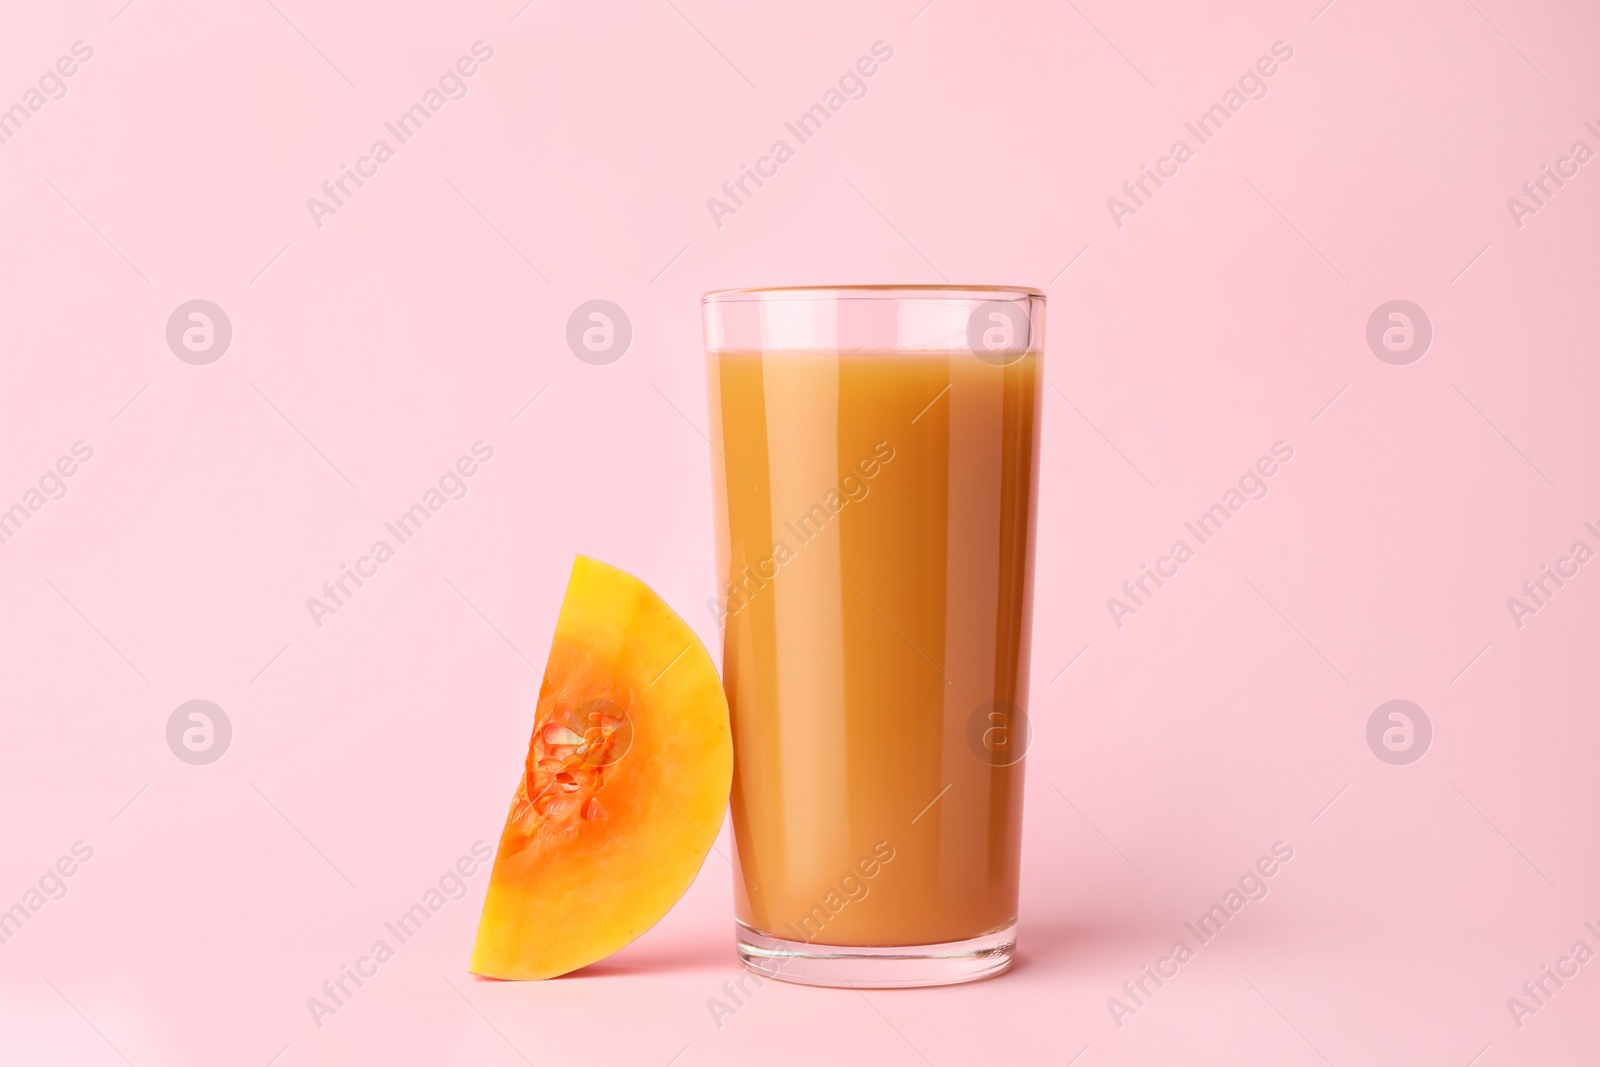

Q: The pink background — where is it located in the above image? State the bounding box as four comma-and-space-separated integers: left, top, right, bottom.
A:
2, 0, 1598, 1063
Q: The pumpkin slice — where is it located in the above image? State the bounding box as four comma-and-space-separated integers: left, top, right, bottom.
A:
469, 556, 733, 979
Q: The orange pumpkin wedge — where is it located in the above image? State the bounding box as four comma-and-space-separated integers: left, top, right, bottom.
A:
469, 556, 733, 979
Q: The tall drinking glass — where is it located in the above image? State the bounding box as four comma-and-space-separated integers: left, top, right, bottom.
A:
703, 286, 1044, 987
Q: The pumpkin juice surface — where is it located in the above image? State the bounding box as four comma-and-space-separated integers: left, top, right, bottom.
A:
708, 348, 1042, 948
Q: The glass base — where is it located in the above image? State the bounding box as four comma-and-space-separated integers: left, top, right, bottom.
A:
735, 919, 1016, 988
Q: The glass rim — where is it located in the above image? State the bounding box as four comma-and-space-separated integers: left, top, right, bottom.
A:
702, 284, 1046, 305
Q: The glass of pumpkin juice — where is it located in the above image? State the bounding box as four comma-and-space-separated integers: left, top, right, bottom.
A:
702, 286, 1044, 987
